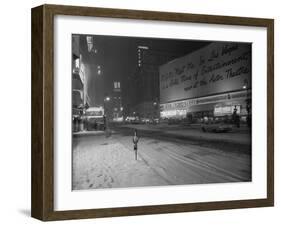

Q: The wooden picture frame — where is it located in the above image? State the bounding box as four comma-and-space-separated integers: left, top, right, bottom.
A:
31, 4, 274, 221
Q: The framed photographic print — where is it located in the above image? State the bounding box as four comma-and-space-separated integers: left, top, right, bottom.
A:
31, 4, 274, 221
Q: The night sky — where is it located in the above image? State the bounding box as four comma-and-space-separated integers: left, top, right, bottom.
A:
77, 34, 211, 106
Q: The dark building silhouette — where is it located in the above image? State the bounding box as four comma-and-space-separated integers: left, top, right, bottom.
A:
127, 44, 200, 119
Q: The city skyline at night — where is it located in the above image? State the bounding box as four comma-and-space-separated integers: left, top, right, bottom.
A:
72, 34, 252, 190
73, 34, 211, 115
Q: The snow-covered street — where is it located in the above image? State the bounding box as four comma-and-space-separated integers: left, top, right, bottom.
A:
72, 134, 169, 190
72, 126, 251, 190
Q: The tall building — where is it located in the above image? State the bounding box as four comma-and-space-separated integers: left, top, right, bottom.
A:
82, 35, 105, 108
72, 35, 88, 131
104, 81, 123, 121
128, 45, 186, 119
72, 35, 89, 117
112, 81, 123, 121
72, 35, 104, 131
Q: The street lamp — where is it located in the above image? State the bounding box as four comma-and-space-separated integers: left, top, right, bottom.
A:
97, 65, 101, 75
104, 96, 111, 135
243, 79, 249, 90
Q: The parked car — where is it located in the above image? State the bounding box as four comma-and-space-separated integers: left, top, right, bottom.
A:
201, 121, 233, 133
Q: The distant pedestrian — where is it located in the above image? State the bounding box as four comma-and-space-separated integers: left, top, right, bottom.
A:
236, 115, 240, 128
133, 129, 139, 160
232, 106, 240, 128
94, 120, 97, 130
232, 106, 237, 120
246, 115, 251, 128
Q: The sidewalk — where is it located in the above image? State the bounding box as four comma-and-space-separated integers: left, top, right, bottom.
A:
120, 123, 251, 145
72, 136, 168, 190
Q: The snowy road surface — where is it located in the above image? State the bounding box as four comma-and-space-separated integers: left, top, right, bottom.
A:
72, 130, 251, 190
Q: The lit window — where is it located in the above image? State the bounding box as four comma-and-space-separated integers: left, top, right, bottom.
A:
86, 36, 93, 44
114, 82, 117, 89
75, 58, 80, 68
114, 82, 121, 89
86, 36, 94, 52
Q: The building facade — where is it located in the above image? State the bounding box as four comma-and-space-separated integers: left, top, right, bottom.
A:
103, 81, 123, 122
111, 81, 123, 121
159, 42, 252, 123
72, 35, 92, 131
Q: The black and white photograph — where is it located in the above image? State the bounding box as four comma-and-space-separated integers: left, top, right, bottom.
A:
71, 34, 252, 190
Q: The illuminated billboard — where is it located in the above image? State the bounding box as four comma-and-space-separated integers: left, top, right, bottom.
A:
159, 42, 251, 104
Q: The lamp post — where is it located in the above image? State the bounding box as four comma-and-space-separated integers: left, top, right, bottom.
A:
104, 96, 111, 135
243, 79, 251, 128
153, 101, 159, 123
